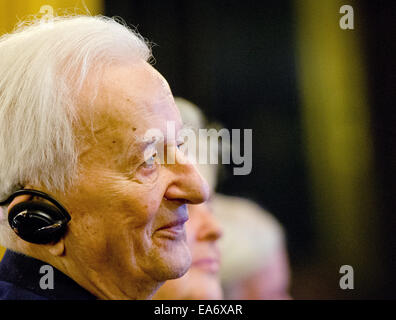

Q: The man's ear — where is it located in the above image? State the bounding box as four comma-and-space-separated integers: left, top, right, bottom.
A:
47, 238, 65, 256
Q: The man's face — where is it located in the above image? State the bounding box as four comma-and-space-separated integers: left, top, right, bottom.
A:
58, 60, 209, 298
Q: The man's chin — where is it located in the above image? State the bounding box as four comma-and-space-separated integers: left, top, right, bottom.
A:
150, 241, 192, 281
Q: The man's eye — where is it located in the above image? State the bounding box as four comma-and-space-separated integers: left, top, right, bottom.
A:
143, 153, 157, 169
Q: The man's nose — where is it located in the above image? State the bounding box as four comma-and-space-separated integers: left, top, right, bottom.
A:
164, 159, 210, 205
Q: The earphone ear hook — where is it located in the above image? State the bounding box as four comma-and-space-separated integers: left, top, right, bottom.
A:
1, 189, 71, 244
0, 191, 33, 206
0, 189, 71, 221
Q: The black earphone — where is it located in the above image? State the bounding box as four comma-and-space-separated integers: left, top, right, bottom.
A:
0, 189, 71, 244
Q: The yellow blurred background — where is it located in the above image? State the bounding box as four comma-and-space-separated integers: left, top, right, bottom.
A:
0, 0, 103, 34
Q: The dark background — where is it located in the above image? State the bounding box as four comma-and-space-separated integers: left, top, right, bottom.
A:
361, 0, 396, 300
105, 0, 395, 299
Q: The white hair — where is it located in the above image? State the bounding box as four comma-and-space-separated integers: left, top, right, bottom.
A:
212, 194, 285, 285
0, 15, 151, 246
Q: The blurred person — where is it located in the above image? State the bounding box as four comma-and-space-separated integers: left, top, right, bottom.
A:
212, 194, 291, 300
0, 15, 209, 300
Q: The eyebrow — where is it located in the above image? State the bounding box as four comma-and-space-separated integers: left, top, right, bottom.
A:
124, 122, 190, 161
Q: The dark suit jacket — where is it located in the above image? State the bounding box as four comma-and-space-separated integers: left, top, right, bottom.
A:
0, 250, 96, 300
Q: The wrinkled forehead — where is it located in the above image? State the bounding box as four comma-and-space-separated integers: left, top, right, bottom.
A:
77, 60, 183, 145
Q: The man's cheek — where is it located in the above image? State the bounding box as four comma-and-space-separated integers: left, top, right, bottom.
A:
114, 200, 158, 231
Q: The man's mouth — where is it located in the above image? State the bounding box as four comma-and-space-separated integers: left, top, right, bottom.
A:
156, 217, 188, 239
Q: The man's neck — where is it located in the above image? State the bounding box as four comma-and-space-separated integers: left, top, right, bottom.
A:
55, 258, 162, 300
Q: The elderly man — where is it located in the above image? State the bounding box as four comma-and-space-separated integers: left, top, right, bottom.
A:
0, 15, 208, 300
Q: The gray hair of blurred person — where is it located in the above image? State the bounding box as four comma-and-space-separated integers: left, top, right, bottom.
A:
0, 15, 151, 248
212, 194, 291, 300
